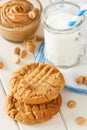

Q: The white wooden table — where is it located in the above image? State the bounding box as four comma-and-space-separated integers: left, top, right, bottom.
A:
0, 0, 87, 130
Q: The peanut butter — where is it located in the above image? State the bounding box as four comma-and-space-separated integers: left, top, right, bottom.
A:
0, 0, 41, 42
0, 0, 39, 27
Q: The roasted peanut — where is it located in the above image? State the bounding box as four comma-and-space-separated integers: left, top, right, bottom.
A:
75, 75, 84, 84
76, 117, 86, 125
13, 55, 20, 64
67, 100, 76, 108
20, 50, 27, 58
13, 47, 21, 55
33, 35, 44, 42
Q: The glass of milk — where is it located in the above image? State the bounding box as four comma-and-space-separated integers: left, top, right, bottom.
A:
42, 1, 85, 67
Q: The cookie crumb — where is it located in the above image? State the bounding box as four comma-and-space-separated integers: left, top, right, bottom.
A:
33, 35, 44, 42
0, 61, 4, 69
13, 55, 20, 64
76, 117, 86, 125
75, 75, 84, 84
13, 47, 21, 55
67, 100, 76, 108
20, 50, 27, 59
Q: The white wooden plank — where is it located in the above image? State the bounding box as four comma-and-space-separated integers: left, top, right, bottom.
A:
61, 89, 87, 130
0, 80, 19, 130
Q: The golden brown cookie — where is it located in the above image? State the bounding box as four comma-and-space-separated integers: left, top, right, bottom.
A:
4, 94, 62, 124
9, 63, 65, 104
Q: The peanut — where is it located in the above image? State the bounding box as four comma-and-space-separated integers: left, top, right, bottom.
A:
13, 47, 21, 55
75, 75, 84, 84
28, 10, 37, 19
23, 40, 35, 54
33, 35, 44, 42
76, 117, 86, 125
20, 50, 27, 58
67, 100, 76, 108
83, 77, 87, 85
13, 55, 20, 64
75, 75, 87, 85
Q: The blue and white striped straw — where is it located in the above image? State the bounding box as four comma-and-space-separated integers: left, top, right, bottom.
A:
68, 4, 87, 26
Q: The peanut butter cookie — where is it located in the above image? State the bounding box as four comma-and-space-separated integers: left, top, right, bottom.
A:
4, 94, 62, 124
9, 63, 65, 104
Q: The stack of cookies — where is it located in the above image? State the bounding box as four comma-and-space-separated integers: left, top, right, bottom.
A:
4, 63, 65, 124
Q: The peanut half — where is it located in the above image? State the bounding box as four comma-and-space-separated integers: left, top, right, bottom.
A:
13, 55, 20, 64
76, 117, 86, 125
67, 100, 76, 108
13, 47, 21, 55
33, 35, 44, 42
20, 50, 27, 59
23, 40, 35, 54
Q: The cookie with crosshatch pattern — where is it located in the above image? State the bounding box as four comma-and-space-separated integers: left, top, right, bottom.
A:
9, 63, 65, 104
4, 94, 62, 124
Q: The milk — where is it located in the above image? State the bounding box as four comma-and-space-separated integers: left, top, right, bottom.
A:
44, 12, 84, 67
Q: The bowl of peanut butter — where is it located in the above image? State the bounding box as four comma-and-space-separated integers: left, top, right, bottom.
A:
0, 0, 42, 42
